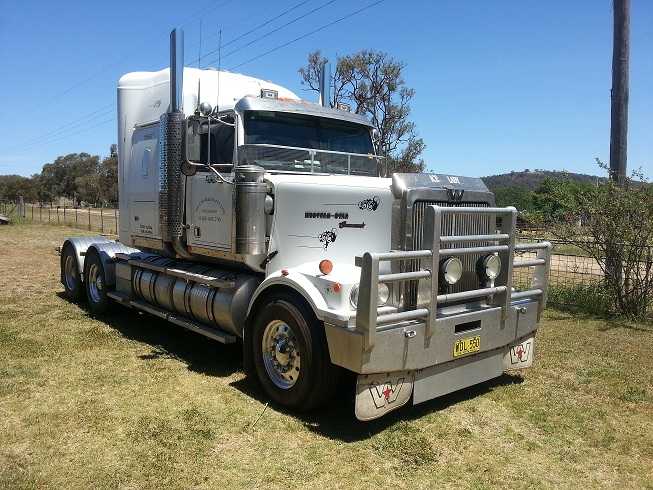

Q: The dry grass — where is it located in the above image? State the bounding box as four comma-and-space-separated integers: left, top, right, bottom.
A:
1, 224, 652, 489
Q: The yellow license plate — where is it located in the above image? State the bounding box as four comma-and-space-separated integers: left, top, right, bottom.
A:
453, 336, 481, 357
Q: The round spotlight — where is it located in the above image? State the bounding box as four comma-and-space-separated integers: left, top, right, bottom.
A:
350, 284, 359, 309
440, 257, 463, 285
377, 283, 390, 306
479, 254, 502, 280
199, 102, 213, 116
349, 283, 391, 309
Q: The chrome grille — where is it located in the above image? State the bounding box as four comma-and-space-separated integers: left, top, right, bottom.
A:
405, 201, 492, 306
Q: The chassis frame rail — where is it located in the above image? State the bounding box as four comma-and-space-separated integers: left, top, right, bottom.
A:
355, 205, 551, 349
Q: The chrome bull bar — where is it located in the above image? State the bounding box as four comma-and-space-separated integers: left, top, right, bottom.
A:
354, 205, 552, 349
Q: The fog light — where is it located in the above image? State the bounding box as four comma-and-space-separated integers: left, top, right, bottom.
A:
350, 285, 359, 309
377, 283, 390, 306
478, 254, 501, 280
349, 283, 390, 309
440, 257, 463, 285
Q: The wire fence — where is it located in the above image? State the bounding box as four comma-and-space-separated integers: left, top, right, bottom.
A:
1, 200, 119, 236
2, 199, 650, 313
513, 237, 605, 289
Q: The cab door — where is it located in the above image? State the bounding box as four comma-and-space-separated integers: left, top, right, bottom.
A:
128, 125, 160, 239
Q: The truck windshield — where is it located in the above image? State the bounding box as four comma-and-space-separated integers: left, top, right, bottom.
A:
241, 111, 379, 176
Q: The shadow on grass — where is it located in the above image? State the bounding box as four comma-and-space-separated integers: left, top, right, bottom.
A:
57, 292, 242, 378
60, 292, 525, 442
545, 307, 653, 333
231, 372, 523, 442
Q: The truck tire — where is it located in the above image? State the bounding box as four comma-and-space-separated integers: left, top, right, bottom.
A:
61, 243, 83, 301
83, 249, 110, 314
251, 292, 339, 411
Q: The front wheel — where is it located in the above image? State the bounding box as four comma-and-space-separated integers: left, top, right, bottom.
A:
251, 292, 339, 411
84, 250, 110, 314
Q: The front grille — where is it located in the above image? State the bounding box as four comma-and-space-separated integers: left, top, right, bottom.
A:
405, 201, 492, 306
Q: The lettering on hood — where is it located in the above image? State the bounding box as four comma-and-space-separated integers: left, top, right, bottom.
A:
321, 196, 382, 211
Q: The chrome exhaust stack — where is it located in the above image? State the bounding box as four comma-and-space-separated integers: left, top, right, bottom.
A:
159, 28, 192, 258
319, 61, 330, 108
169, 28, 184, 113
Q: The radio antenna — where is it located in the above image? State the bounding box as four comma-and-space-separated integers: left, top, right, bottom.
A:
198, 20, 202, 68
216, 27, 222, 112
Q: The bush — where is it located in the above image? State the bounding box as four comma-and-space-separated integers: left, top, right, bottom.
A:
542, 162, 653, 319
548, 283, 613, 317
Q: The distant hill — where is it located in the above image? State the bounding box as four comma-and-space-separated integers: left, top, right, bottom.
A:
481, 170, 603, 192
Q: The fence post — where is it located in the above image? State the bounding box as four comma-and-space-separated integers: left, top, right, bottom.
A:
114, 208, 118, 234
48, 206, 51, 222
75, 207, 78, 227
88, 208, 91, 230
100, 206, 104, 233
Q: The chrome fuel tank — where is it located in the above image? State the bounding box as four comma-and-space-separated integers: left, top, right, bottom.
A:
131, 256, 260, 336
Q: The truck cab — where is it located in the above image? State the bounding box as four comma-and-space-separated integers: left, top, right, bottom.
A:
60, 29, 551, 421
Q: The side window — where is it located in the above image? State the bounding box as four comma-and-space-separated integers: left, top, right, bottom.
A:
141, 147, 151, 177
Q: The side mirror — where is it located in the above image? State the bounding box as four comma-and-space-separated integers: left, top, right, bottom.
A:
185, 118, 202, 163
182, 114, 237, 178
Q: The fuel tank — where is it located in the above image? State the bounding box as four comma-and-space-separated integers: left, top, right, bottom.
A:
128, 256, 260, 336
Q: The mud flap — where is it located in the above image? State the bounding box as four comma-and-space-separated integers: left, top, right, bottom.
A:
354, 371, 415, 421
503, 335, 535, 370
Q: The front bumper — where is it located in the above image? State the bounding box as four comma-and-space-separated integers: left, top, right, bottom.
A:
353, 333, 536, 421
325, 298, 540, 374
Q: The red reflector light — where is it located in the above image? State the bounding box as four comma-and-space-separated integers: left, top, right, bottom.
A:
332, 282, 342, 293
319, 259, 333, 275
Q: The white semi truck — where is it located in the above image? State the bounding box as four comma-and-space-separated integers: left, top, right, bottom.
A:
60, 29, 551, 421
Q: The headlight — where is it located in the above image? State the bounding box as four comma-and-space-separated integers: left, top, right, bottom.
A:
440, 257, 463, 285
349, 283, 390, 309
478, 254, 501, 280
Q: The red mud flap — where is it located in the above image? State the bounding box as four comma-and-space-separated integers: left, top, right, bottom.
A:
503, 335, 535, 370
355, 372, 415, 421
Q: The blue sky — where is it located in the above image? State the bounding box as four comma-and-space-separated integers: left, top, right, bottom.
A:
0, 0, 651, 178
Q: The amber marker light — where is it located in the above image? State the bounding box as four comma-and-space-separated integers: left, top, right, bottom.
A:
332, 282, 342, 293
319, 259, 333, 275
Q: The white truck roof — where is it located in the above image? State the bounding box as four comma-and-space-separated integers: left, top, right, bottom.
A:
118, 67, 300, 127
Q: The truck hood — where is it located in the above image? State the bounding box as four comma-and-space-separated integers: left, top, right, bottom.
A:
264, 173, 393, 274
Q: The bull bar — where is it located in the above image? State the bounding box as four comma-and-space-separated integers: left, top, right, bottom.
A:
354, 205, 552, 349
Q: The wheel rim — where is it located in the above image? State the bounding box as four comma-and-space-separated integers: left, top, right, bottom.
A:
87, 263, 104, 304
64, 255, 77, 291
262, 320, 301, 389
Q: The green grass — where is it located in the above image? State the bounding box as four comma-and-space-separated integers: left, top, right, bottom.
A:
1, 224, 652, 489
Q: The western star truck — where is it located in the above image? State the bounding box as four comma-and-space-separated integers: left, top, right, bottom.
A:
59, 29, 551, 421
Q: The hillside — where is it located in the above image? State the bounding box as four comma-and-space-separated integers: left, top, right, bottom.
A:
481, 170, 603, 192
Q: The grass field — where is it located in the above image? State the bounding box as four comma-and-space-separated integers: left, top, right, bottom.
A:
1, 224, 652, 489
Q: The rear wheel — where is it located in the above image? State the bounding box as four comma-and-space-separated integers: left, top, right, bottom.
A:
84, 250, 110, 314
61, 244, 83, 301
252, 292, 339, 411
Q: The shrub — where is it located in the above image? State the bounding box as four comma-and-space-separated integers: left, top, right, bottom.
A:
543, 162, 653, 319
